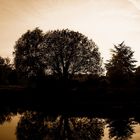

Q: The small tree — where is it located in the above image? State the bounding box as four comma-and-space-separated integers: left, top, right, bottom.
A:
14, 28, 44, 81
0, 57, 13, 84
41, 29, 103, 80
105, 42, 136, 85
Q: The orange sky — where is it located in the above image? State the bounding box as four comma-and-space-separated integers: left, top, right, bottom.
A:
0, 0, 140, 65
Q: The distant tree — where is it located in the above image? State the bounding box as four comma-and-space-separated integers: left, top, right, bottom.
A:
14, 28, 44, 81
41, 29, 103, 80
105, 42, 136, 85
0, 56, 13, 84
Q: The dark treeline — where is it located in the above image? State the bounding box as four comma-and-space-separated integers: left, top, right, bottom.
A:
0, 28, 140, 88
0, 56, 17, 85
0, 28, 140, 110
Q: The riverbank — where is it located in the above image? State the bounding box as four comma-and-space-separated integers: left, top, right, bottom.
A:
0, 85, 140, 114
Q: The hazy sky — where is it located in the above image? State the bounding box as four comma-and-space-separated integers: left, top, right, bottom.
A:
1, 0, 140, 65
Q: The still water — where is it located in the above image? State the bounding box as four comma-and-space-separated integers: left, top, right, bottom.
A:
0, 111, 140, 140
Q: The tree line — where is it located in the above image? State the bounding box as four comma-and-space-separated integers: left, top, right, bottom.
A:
0, 28, 140, 87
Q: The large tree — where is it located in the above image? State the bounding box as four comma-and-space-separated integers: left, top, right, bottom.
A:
14, 28, 44, 80
14, 28, 103, 81
105, 42, 136, 85
41, 29, 103, 80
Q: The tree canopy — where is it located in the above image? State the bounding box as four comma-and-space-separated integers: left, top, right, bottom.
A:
41, 29, 103, 80
105, 42, 136, 85
14, 28, 44, 80
14, 28, 103, 81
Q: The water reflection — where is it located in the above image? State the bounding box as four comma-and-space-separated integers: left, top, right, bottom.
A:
0, 109, 140, 140
106, 118, 136, 140
0, 110, 14, 125
16, 111, 105, 140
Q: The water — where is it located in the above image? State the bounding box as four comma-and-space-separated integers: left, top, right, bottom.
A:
0, 115, 20, 140
0, 111, 140, 140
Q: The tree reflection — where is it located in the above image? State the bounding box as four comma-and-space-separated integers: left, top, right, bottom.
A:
69, 117, 105, 140
16, 111, 105, 140
0, 110, 13, 125
107, 118, 135, 140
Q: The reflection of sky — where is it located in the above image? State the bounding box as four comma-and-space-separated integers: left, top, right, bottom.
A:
1, 0, 140, 65
133, 125, 140, 140
0, 115, 20, 140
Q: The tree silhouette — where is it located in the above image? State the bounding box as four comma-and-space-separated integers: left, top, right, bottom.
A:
14, 28, 44, 81
107, 118, 135, 140
16, 111, 47, 140
14, 28, 103, 85
0, 56, 13, 84
40, 29, 103, 80
105, 42, 136, 85
16, 111, 105, 140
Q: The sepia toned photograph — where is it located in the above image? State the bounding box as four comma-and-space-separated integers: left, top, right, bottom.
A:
0, 0, 140, 139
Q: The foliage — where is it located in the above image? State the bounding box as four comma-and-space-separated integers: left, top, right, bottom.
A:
107, 118, 135, 140
40, 29, 103, 80
16, 111, 105, 140
0, 56, 13, 84
105, 42, 136, 85
14, 28, 44, 80
14, 28, 103, 82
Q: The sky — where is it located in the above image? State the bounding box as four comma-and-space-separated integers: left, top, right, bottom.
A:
1, 0, 140, 65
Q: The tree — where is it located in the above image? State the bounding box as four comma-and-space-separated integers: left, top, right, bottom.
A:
14, 28, 103, 84
105, 42, 136, 85
0, 56, 13, 84
16, 111, 105, 140
107, 118, 135, 140
41, 29, 103, 80
14, 28, 44, 81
